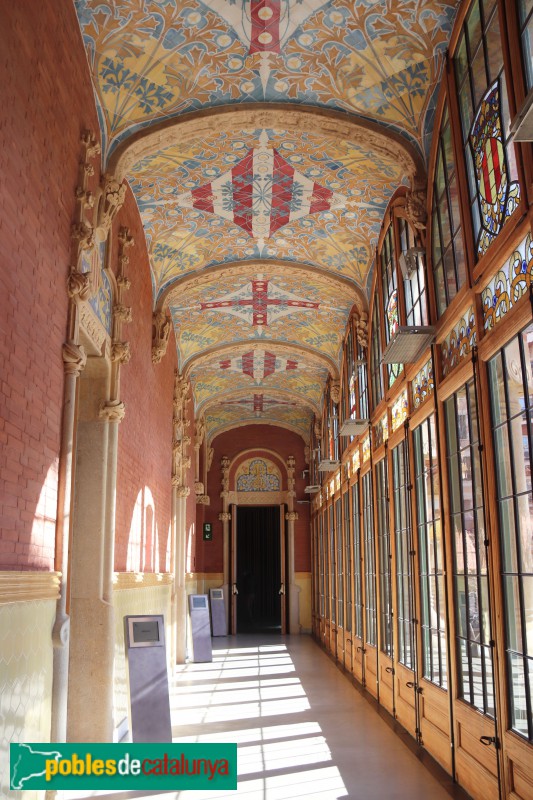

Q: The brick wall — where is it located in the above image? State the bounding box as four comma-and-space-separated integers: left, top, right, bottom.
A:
112, 187, 178, 574
0, 1, 99, 569
200, 426, 311, 574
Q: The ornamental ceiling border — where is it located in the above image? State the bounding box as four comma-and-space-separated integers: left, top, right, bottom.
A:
109, 104, 425, 186
184, 339, 338, 380
164, 259, 364, 311
198, 385, 320, 417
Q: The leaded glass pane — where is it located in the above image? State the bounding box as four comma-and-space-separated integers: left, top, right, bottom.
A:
490, 323, 533, 740
376, 459, 392, 656
363, 472, 377, 646
446, 382, 493, 715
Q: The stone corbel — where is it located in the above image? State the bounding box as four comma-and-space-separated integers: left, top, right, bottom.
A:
71, 221, 94, 251
221, 456, 230, 470
219, 512, 231, 523
330, 382, 341, 404
152, 309, 172, 364
99, 400, 126, 422
111, 341, 131, 364
285, 512, 299, 522
62, 342, 87, 376
196, 495, 210, 505
356, 312, 368, 350
95, 174, 127, 238
405, 184, 427, 230
113, 304, 132, 324
67, 271, 91, 302
194, 481, 205, 495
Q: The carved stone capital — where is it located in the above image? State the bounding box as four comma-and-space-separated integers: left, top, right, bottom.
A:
97, 174, 127, 236
221, 456, 230, 470
220, 490, 230, 500
71, 221, 94, 251
356, 312, 369, 349
81, 130, 100, 160
196, 495, 210, 505
62, 342, 87, 376
111, 341, 131, 364
117, 275, 131, 292
219, 512, 232, 523
285, 511, 299, 522
194, 481, 205, 495
118, 226, 134, 249
67, 270, 91, 301
113, 304, 132, 323
286, 455, 296, 470
330, 382, 341, 404
173, 481, 190, 498
99, 400, 126, 422
152, 309, 172, 364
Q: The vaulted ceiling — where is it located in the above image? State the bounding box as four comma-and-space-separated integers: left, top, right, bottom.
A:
75, 0, 458, 443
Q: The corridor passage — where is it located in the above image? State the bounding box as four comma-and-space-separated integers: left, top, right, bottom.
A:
67, 634, 468, 800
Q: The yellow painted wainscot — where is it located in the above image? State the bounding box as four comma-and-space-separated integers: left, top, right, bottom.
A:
295, 572, 312, 633
0, 571, 61, 800
112, 572, 173, 738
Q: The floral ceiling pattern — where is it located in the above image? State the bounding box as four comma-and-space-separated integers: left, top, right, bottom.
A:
75, 0, 459, 441
76, 0, 457, 160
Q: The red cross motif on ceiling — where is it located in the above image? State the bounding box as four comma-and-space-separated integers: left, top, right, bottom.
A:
220, 349, 298, 382
200, 279, 319, 327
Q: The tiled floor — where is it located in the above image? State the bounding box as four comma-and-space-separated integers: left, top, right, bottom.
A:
64, 633, 469, 800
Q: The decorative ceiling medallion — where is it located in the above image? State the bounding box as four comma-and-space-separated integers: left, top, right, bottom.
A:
176, 130, 346, 252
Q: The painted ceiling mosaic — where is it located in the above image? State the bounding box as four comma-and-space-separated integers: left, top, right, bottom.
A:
74, 0, 459, 441
129, 127, 406, 295
76, 0, 457, 159
169, 267, 355, 369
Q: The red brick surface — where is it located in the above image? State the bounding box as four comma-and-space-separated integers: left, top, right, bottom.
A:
200, 426, 311, 574
0, 1, 99, 569
112, 187, 178, 573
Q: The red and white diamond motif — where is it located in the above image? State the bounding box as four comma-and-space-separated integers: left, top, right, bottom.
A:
177, 130, 346, 249
220, 348, 298, 383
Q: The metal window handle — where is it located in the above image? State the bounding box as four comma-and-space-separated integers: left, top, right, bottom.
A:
357, 646, 367, 654
279, 584, 285, 595
232, 583, 239, 595
479, 736, 499, 748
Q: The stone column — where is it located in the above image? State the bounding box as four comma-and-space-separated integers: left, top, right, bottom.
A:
286, 455, 300, 634
220, 456, 231, 626
67, 357, 115, 742
49, 343, 87, 747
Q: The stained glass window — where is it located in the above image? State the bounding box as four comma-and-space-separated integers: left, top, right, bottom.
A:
329, 504, 336, 625
455, 0, 521, 257
431, 104, 467, 317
